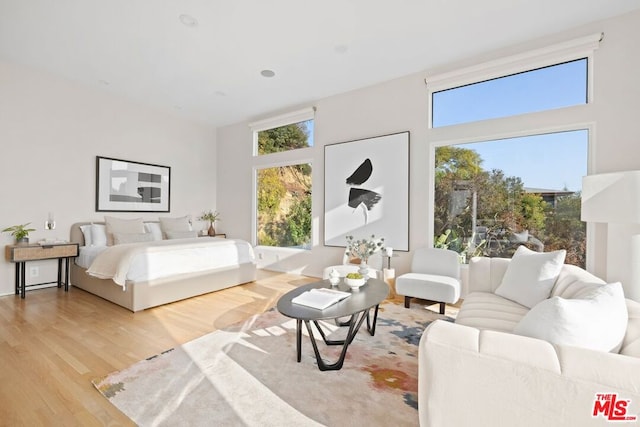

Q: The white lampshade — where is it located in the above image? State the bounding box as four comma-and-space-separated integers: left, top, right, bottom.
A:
581, 171, 640, 224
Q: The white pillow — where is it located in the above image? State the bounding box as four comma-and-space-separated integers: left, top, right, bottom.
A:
159, 216, 192, 238
513, 282, 628, 352
113, 232, 154, 245
105, 216, 145, 245
80, 225, 93, 246
90, 224, 107, 247
495, 245, 566, 308
165, 230, 198, 239
144, 222, 163, 241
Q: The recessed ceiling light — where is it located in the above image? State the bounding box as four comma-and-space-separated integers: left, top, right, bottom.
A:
260, 69, 276, 78
334, 44, 349, 54
179, 14, 198, 27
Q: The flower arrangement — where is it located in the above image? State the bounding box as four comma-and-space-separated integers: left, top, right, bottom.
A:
345, 234, 385, 263
197, 210, 220, 224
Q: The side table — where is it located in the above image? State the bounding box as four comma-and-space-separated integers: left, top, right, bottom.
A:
5, 243, 79, 298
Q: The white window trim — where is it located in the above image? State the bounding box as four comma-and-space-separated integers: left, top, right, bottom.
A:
426, 32, 602, 128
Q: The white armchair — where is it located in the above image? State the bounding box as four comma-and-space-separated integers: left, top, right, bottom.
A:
395, 247, 461, 314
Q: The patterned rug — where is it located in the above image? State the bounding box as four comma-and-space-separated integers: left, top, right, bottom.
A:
93, 301, 454, 426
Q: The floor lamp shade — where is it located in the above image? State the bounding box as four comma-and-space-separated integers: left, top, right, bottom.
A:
581, 171, 640, 224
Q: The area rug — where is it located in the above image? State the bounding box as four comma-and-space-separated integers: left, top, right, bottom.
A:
93, 302, 454, 426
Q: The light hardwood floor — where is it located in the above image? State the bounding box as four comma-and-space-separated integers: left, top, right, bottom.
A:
0, 270, 317, 426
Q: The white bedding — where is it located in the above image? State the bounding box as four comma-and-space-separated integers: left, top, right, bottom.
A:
85, 237, 255, 287
76, 245, 108, 269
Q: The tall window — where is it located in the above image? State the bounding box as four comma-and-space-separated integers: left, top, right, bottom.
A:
252, 111, 314, 249
428, 35, 600, 267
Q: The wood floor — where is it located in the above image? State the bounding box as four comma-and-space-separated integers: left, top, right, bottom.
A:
0, 270, 317, 426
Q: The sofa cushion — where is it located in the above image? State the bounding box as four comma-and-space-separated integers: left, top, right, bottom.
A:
495, 246, 566, 308
513, 282, 628, 352
455, 292, 529, 333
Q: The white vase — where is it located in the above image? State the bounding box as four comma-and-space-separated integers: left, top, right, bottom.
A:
358, 262, 369, 279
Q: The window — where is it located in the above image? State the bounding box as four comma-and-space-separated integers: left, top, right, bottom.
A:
432, 59, 588, 127
251, 108, 314, 249
257, 120, 314, 155
434, 131, 588, 266
428, 35, 600, 267
256, 163, 312, 248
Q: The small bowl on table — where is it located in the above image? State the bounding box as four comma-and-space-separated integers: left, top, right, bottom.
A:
344, 277, 366, 291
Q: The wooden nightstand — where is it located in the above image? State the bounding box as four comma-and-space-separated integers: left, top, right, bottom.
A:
5, 243, 79, 299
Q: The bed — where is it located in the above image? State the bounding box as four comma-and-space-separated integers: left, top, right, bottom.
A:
70, 221, 257, 312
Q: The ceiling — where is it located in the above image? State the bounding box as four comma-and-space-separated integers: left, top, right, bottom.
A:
2, 0, 640, 128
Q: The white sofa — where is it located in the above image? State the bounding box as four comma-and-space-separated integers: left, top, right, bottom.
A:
419, 256, 640, 427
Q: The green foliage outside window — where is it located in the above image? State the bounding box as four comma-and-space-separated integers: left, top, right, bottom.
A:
256, 121, 313, 249
434, 146, 585, 267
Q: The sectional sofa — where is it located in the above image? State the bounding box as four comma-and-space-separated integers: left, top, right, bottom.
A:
419, 253, 640, 426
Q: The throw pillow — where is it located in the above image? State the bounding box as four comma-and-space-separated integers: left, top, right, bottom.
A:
165, 230, 198, 239
113, 232, 154, 245
513, 282, 628, 352
90, 224, 108, 246
80, 225, 93, 246
495, 245, 566, 308
159, 216, 191, 238
144, 222, 163, 241
105, 216, 145, 246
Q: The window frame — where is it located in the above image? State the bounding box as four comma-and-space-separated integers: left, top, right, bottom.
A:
426, 34, 602, 270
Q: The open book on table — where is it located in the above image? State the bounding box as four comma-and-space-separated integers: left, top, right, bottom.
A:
291, 288, 351, 310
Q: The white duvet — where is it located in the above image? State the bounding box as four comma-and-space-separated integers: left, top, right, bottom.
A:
85, 238, 255, 288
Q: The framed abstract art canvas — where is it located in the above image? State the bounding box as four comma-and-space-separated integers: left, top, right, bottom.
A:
324, 131, 409, 251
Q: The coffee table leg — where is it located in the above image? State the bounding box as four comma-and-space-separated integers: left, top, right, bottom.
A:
304, 310, 368, 371
366, 304, 380, 336
296, 319, 302, 362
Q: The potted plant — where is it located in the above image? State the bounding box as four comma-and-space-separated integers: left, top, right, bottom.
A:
197, 210, 221, 236
2, 223, 36, 244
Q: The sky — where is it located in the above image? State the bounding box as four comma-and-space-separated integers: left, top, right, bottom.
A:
433, 58, 588, 191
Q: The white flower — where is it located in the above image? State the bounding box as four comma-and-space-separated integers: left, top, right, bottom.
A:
345, 234, 385, 263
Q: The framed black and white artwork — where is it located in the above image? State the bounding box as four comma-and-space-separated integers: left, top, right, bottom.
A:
324, 131, 409, 251
96, 156, 171, 212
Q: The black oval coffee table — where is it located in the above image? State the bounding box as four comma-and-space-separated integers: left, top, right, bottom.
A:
277, 278, 388, 371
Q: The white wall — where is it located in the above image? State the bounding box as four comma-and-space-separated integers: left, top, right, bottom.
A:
0, 61, 217, 296
217, 10, 640, 299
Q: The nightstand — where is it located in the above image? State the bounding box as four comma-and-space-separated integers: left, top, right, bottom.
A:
5, 243, 79, 298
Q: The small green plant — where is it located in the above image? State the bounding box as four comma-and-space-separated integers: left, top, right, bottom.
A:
345, 272, 363, 280
198, 210, 221, 224
2, 223, 36, 241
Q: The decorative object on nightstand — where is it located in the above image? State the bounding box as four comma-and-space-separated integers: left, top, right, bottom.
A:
198, 210, 221, 237
2, 223, 36, 244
